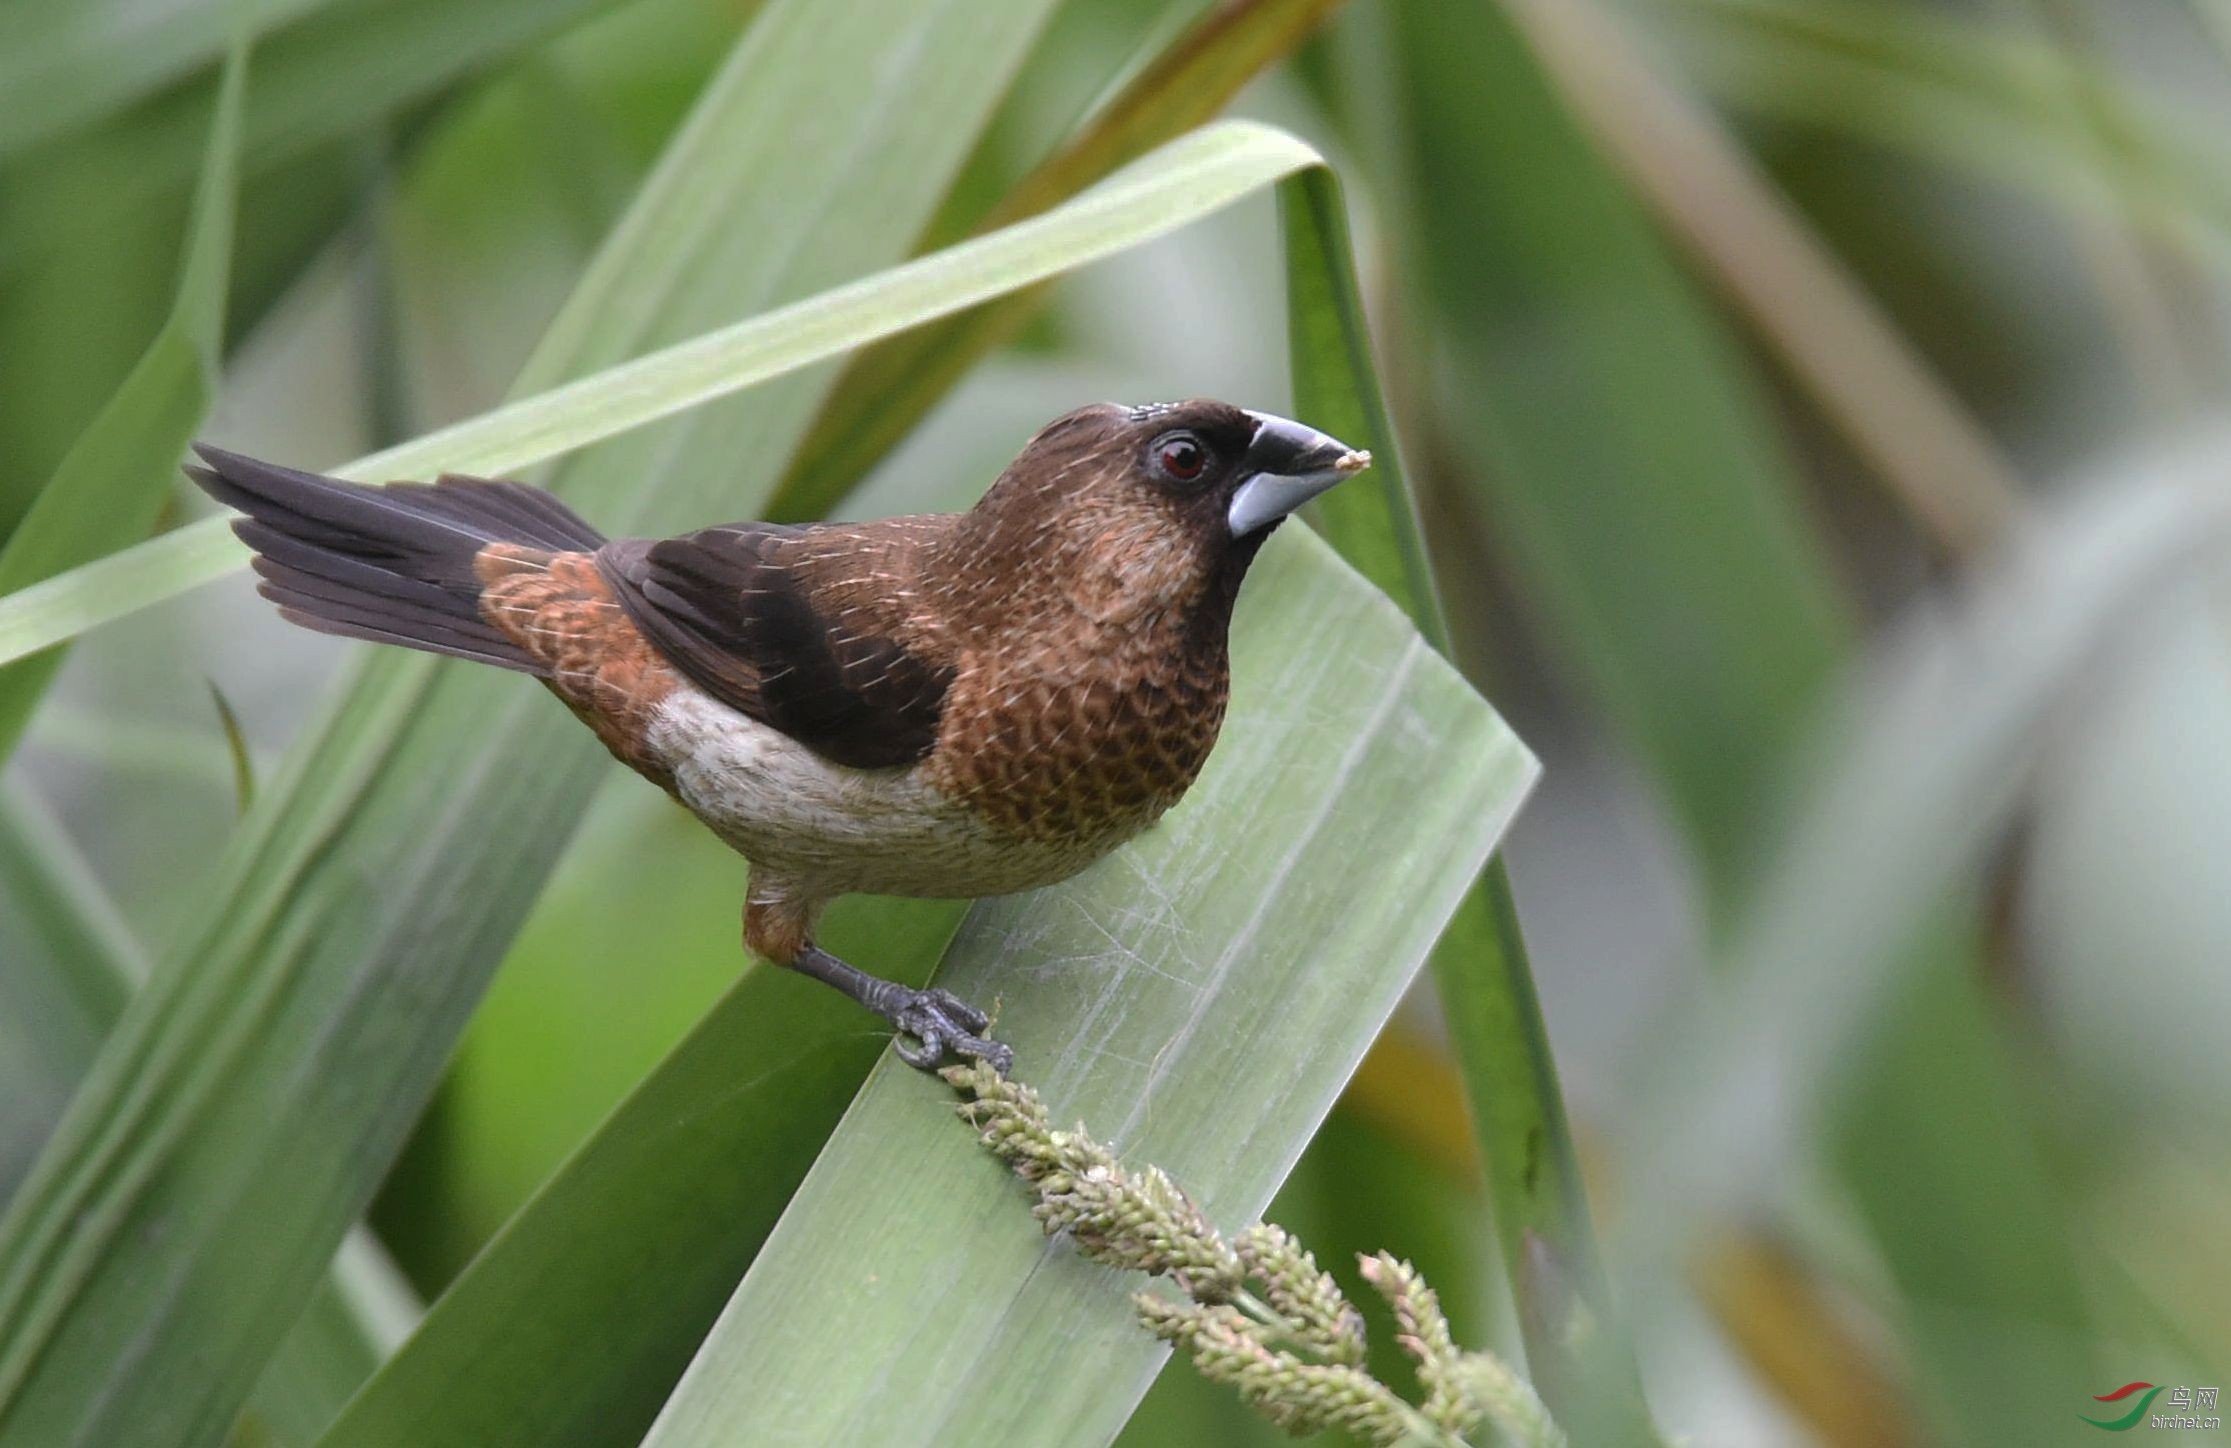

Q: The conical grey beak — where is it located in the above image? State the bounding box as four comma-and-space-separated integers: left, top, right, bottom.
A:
1226, 411, 1372, 537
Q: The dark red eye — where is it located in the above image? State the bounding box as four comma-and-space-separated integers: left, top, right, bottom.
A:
1156, 433, 1206, 481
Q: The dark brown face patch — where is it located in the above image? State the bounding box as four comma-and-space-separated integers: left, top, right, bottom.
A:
474, 544, 682, 785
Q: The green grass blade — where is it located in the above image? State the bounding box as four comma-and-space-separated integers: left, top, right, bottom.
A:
1616, 481, 2229, 1442
1663, 0, 2231, 253
1277, 171, 1439, 640
316, 900, 963, 1448
0, 789, 146, 1187
640, 527, 1537, 1447
0, 0, 326, 159
0, 121, 1323, 674
769, 0, 1352, 521
0, 785, 414, 1447
1497, 0, 2024, 556
0, 4, 1065, 1442
0, 31, 246, 760
1388, 4, 2106, 1437
1279, 165, 1659, 1443
245, 1235, 420, 1446
0, 0, 632, 272
0, 0, 639, 535
1393, 0, 1851, 893
205, 682, 257, 815
0, 521, 242, 675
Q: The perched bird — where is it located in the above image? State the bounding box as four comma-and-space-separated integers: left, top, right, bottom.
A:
189, 400, 1369, 1073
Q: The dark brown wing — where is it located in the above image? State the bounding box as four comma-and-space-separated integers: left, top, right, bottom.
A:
596, 519, 957, 770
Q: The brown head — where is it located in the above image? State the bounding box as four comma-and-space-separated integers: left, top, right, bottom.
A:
936, 399, 1370, 635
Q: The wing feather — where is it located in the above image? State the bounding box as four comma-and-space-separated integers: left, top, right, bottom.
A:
597, 521, 956, 770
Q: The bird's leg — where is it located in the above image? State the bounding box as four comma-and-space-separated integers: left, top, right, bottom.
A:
746, 896, 1013, 1075
789, 945, 1012, 1075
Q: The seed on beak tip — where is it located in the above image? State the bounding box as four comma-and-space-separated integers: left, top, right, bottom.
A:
1336, 449, 1372, 474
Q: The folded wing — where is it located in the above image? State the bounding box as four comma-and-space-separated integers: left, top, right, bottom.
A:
597, 519, 958, 771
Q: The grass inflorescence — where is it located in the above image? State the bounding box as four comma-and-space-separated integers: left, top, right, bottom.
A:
945, 1062, 1566, 1447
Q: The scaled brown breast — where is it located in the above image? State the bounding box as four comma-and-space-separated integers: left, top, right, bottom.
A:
926, 626, 1231, 847
921, 485, 1255, 850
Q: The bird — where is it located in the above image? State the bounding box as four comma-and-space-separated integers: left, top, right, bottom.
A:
187, 399, 1369, 1075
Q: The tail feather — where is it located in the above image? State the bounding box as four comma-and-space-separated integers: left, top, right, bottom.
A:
243, 531, 534, 670
188, 444, 606, 674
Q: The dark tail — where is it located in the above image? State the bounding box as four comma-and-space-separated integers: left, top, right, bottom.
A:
187, 444, 606, 673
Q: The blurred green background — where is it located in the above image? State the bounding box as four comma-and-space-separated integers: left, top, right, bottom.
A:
5, 0, 2230, 1444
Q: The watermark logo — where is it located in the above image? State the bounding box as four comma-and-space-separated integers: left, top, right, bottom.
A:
2084, 1383, 2222, 1432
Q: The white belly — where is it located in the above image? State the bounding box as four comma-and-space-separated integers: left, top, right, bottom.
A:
644, 687, 1113, 899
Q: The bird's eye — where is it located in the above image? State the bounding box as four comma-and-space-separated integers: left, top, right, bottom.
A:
1155, 433, 1207, 482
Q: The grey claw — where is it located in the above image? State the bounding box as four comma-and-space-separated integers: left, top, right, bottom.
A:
921, 986, 990, 1035
983, 1039, 1016, 1076
952, 1031, 1015, 1077
891, 988, 1011, 1075
894, 1030, 943, 1069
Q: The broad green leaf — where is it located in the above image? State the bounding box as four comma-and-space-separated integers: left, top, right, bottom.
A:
0, 3, 1064, 1442
771, 0, 1353, 521
1280, 164, 1659, 1442
0, 33, 245, 759
0, 122, 1324, 674
640, 527, 1536, 1448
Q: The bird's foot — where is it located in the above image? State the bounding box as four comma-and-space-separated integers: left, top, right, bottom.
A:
890, 987, 1013, 1076
784, 944, 1014, 1076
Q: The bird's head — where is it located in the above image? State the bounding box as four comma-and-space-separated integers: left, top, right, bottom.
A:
953, 399, 1371, 628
